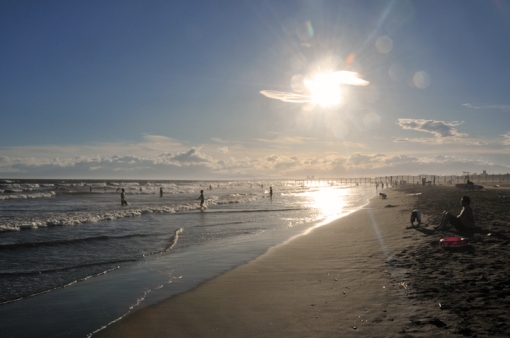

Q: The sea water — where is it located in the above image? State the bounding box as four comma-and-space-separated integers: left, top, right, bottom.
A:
0, 179, 377, 337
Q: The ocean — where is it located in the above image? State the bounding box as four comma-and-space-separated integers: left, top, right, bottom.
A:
0, 179, 378, 337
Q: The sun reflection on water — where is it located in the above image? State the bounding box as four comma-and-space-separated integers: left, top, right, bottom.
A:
277, 183, 375, 246
304, 187, 348, 221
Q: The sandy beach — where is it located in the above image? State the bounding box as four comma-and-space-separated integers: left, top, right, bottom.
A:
95, 185, 510, 337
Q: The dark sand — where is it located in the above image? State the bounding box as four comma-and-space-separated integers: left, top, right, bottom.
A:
94, 185, 510, 337
394, 185, 510, 337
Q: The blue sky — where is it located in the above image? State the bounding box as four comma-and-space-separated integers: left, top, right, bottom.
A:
1, 0, 510, 179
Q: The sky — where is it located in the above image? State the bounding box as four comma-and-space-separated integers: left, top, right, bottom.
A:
1, 0, 510, 179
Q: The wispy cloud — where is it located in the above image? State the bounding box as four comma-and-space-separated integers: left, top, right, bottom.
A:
397, 119, 467, 138
0, 135, 184, 160
503, 132, 510, 145
211, 138, 229, 144
394, 137, 486, 146
463, 103, 510, 111
217, 147, 229, 153
255, 136, 314, 145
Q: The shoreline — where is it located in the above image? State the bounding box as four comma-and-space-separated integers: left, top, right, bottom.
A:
95, 188, 450, 337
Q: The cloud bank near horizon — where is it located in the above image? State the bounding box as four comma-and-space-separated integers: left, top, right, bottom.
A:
1, 145, 509, 179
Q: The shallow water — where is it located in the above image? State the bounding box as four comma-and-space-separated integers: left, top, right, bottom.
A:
0, 179, 377, 337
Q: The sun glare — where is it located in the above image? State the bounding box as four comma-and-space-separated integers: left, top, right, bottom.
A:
305, 72, 342, 107
260, 70, 369, 107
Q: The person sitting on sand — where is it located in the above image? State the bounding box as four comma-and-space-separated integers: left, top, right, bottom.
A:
434, 196, 474, 235
410, 209, 421, 226
197, 190, 205, 207
120, 188, 128, 206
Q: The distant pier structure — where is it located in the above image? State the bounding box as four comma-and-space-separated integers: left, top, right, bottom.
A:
295, 173, 510, 187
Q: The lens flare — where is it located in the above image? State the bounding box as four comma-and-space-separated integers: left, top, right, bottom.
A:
413, 71, 430, 89
376, 36, 393, 54
291, 74, 305, 93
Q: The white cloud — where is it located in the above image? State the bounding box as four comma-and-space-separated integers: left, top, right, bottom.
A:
397, 119, 467, 138
171, 148, 212, 164
217, 147, 229, 153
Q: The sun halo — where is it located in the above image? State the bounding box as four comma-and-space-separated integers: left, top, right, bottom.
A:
305, 72, 343, 107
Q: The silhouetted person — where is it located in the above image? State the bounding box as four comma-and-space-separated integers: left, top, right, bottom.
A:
410, 209, 421, 226
434, 196, 474, 235
197, 190, 205, 207
120, 188, 128, 206
160, 187, 163, 197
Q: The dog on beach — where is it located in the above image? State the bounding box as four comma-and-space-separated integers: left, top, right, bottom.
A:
379, 193, 387, 199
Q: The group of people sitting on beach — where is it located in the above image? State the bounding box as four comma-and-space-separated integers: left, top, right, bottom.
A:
409, 195, 475, 236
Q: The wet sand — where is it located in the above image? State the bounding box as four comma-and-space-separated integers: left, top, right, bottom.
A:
94, 185, 510, 337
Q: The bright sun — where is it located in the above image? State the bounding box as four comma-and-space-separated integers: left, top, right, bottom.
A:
305, 72, 343, 107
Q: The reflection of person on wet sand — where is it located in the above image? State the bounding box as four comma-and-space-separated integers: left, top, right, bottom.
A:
120, 188, 128, 206
197, 190, 205, 207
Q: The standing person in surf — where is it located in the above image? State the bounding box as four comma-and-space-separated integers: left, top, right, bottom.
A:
120, 188, 128, 206
197, 190, 205, 208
